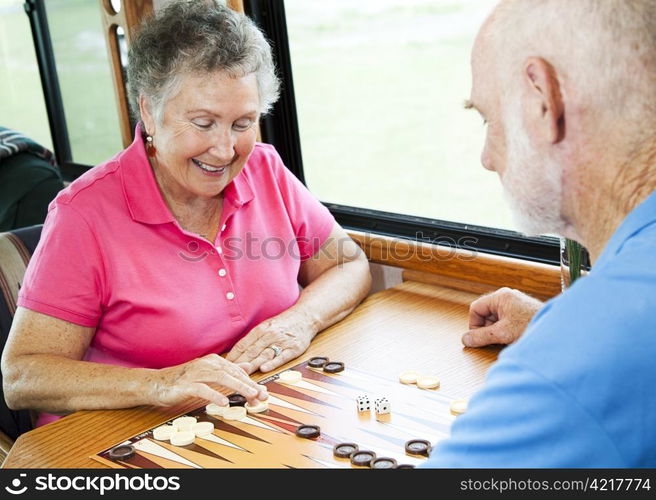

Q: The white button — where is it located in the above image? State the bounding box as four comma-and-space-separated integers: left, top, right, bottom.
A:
216, 246, 223, 254
221, 224, 227, 232
226, 292, 235, 300
218, 268, 227, 277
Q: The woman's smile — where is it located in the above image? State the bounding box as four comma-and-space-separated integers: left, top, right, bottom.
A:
191, 157, 231, 176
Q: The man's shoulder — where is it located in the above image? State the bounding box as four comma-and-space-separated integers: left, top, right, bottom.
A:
607, 221, 656, 274
504, 235, 656, 395
499, 248, 656, 461
514, 259, 656, 362
527, 225, 656, 342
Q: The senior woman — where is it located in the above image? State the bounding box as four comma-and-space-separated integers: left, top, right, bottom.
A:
1, 1, 371, 427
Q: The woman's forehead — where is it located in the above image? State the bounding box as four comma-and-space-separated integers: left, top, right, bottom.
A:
167, 71, 260, 115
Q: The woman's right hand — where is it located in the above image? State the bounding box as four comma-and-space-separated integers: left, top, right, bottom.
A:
152, 354, 268, 407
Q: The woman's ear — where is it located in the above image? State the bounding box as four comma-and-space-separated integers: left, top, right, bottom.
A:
139, 95, 156, 136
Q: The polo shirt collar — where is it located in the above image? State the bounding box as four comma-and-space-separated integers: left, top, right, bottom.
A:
596, 189, 656, 266
120, 124, 255, 224
120, 125, 175, 224
222, 164, 254, 209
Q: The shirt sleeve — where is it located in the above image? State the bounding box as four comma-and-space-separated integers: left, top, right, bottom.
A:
268, 148, 336, 261
17, 201, 106, 327
421, 358, 626, 468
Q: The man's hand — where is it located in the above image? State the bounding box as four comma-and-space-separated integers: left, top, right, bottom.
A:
462, 287, 543, 347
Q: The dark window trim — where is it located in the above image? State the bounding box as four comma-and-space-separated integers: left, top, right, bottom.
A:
245, 0, 561, 265
245, 0, 305, 184
329, 204, 559, 265
24, 0, 72, 168
59, 161, 91, 181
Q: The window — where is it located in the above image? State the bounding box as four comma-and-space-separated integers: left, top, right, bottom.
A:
0, 0, 51, 149
285, 0, 514, 231
15, 0, 559, 263
250, 0, 559, 263
44, 0, 123, 165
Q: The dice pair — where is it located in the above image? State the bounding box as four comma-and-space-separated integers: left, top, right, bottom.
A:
356, 395, 390, 415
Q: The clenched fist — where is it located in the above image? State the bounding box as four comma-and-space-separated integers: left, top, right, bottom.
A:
462, 287, 543, 348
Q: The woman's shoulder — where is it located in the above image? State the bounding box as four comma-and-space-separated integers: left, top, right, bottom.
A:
248, 142, 282, 167
244, 143, 289, 182
52, 156, 123, 210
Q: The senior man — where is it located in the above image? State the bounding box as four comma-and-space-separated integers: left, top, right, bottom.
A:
424, 0, 656, 467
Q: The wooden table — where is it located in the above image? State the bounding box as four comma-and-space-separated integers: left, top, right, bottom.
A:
3, 281, 500, 468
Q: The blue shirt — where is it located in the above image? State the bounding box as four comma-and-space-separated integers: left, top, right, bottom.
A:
424, 191, 656, 467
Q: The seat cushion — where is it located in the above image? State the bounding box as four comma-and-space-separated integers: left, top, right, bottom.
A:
0, 225, 42, 440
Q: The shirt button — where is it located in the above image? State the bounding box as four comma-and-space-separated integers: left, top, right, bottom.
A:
216, 246, 223, 254
226, 292, 235, 300
218, 268, 227, 277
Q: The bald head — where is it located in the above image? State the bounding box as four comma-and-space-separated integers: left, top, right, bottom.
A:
482, 0, 656, 129
469, 0, 656, 253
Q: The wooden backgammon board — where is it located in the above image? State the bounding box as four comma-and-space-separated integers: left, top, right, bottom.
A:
93, 359, 457, 469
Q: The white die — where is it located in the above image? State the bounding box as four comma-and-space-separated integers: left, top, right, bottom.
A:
374, 397, 390, 414
356, 395, 371, 412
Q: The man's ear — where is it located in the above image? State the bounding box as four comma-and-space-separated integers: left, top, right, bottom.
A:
139, 95, 156, 136
523, 57, 564, 144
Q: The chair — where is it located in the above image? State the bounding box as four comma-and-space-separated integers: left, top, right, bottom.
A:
0, 224, 42, 460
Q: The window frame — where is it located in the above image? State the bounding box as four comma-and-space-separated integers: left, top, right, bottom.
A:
23, 0, 73, 176
245, 0, 560, 265
25, 0, 560, 265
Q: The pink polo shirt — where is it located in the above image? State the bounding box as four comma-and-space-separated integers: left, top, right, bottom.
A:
18, 132, 334, 426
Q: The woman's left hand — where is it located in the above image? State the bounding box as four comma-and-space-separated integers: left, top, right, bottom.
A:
226, 313, 316, 374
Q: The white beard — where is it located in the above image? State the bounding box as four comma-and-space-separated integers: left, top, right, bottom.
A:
502, 104, 567, 236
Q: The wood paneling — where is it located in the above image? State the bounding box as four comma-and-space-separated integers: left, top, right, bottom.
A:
99, 0, 154, 147
226, 0, 244, 13
348, 231, 561, 300
403, 269, 499, 297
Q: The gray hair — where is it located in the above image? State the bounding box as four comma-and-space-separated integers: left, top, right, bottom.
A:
488, 0, 656, 131
127, 0, 280, 123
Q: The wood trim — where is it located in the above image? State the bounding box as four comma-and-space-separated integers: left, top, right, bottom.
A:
0, 430, 13, 466
226, 0, 244, 13
99, 0, 155, 148
348, 230, 562, 300
402, 269, 500, 297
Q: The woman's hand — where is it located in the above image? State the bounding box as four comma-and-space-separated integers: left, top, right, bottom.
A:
153, 354, 268, 407
3, 308, 268, 413
226, 222, 370, 375
462, 287, 544, 347
226, 313, 315, 374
